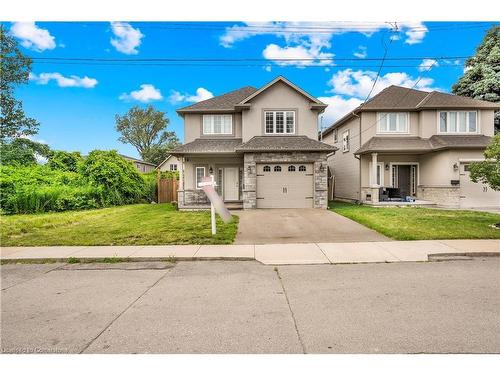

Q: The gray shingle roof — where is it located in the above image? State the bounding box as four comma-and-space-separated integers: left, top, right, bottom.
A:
119, 154, 156, 166
429, 135, 493, 149
169, 138, 243, 154
176, 86, 257, 113
236, 136, 337, 152
355, 135, 492, 155
323, 85, 500, 136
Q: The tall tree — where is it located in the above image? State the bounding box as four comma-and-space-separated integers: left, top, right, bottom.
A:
115, 105, 180, 165
0, 24, 40, 140
452, 26, 500, 131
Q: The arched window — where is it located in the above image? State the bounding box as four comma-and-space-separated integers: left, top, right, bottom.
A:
288, 165, 296, 172
263, 165, 271, 172
274, 165, 282, 172
298, 165, 306, 172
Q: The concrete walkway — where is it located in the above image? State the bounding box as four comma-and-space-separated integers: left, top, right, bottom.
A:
1, 239, 498, 265
234, 209, 389, 244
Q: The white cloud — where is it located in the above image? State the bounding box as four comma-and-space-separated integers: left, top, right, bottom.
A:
169, 87, 214, 103
220, 22, 428, 67
418, 58, 439, 72
30, 72, 98, 88
327, 68, 435, 99
403, 22, 428, 45
110, 22, 144, 55
318, 95, 364, 126
353, 46, 367, 58
119, 84, 163, 102
262, 43, 333, 67
10, 22, 56, 52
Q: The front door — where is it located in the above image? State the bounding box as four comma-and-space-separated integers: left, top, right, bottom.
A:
398, 165, 411, 198
223, 167, 239, 201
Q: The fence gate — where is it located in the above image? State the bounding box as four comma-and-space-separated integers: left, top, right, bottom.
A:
158, 178, 178, 203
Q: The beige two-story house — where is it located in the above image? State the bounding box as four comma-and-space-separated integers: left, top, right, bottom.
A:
170, 76, 336, 209
322, 85, 500, 209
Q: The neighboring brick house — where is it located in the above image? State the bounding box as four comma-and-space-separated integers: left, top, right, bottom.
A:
170, 76, 336, 209
321, 85, 500, 209
120, 154, 156, 173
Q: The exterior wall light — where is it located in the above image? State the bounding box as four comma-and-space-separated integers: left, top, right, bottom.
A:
453, 163, 459, 172
385, 163, 390, 171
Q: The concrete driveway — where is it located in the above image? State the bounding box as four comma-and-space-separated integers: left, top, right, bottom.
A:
234, 209, 389, 244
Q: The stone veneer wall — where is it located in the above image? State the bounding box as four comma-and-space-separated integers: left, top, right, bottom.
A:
177, 189, 209, 209
243, 152, 329, 209
417, 186, 460, 207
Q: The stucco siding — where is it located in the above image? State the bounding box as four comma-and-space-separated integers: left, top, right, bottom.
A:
241, 81, 320, 141
419, 109, 495, 138
325, 116, 361, 201
158, 155, 181, 172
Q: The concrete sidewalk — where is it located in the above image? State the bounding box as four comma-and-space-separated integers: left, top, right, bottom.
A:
1, 239, 498, 265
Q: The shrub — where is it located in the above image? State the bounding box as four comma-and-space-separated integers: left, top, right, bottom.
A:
47, 150, 83, 172
80, 150, 149, 205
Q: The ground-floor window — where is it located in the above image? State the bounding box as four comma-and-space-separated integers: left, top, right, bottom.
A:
195, 166, 205, 189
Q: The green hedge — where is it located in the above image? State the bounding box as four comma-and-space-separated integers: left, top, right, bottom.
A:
1, 150, 156, 215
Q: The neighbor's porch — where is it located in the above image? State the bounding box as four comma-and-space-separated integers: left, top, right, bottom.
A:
359, 153, 435, 206
177, 154, 244, 209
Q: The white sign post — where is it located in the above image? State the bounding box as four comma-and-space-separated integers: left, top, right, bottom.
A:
199, 175, 232, 236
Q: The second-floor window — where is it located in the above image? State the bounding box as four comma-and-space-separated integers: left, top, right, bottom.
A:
264, 111, 295, 134
439, 111, 477, 133
203, 115, 232, 135
342, 130, 350, 152
378, 113, 409, 133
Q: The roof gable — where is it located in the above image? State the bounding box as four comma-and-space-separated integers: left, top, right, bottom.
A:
238, 76, 326, 107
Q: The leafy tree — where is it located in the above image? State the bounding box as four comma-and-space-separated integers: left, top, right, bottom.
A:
0, 137, 50, 166
47, 150, 83, 172
115, 105, 180, 165
452, 26, 500, 131
0, 24, 40, 140
469, 134, 500, 191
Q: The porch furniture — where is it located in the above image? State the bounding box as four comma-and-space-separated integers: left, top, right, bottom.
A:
387, 188, 402, 201
379, 187, 389, 201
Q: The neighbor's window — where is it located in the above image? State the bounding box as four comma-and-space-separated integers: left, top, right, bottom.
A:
333, 129, 338, 143
195, 167, 206, 189
439, 111, 477, 133
169, 164, 177, 171
378, 113, 409, 133
342, 130, 350, 152
203, 115, 232, 135
264, 111, 295, 134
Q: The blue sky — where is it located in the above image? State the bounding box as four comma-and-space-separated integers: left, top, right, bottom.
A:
5, 21, 496, 158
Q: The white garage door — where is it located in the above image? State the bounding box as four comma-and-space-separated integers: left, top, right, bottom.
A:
459, 163, 500, 208
256, 163, 314, 208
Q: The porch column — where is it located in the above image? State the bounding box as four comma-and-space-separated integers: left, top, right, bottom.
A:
371, 153, 379, 203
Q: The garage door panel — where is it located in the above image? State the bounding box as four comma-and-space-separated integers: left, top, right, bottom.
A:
256, 163, 313, 208
459, 163, 500, 208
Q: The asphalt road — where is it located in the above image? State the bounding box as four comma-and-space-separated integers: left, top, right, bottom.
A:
1, 258, 499, 354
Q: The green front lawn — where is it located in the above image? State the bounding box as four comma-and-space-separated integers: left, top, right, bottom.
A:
1, 204, 238, 246
329, 201, 500, 240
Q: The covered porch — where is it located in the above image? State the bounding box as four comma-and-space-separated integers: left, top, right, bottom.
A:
360, 152, 433, 205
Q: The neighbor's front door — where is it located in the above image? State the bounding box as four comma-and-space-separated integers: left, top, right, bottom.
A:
223, 167, 239, 201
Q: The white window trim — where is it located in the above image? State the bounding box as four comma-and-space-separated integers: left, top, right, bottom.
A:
377, 112, 410, 134
169, 164, 177, 171
195, 166, 206, 189
437, 110, 479, 134
342, 130, 350, 153
369, 162, 384, 187
264, 110, 296, 135
202, 114, 233, 135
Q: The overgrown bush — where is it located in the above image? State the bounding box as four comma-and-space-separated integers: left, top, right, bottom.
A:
80, 150, 149, 205
0, 150, 154, 215
47, 150, 83, 172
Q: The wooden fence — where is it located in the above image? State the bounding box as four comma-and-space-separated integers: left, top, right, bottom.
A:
157, 177, 179, 203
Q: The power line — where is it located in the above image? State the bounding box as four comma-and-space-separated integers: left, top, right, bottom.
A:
25, 55, 471, 62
